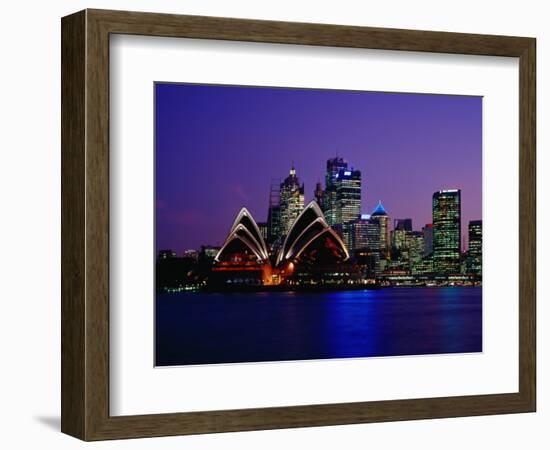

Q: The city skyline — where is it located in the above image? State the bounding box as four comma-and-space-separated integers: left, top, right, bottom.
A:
155, 83, 482, 252
155, 82, 483, 366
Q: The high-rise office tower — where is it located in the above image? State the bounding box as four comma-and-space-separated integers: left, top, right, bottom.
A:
267, 179, 282, 245
468, 220, 482, 276
336, 169, 362, 225
336, 168, 362, 250
406, 231, 425, 268
279, 165, 305, 235
390, 228, 424, 272
352, 214, 382, 276
468, 220, 482, 256
351, 214, 371, 250
391, 219, 411, 251
314, 181, 324, 209
365, 217, 381, 251
422, 223, 434, 256
394, 218, 412, 232
323, 157, 348, 226
391, 229, 407, 251
367, 217, 383, 275
432, 189, 461, 274
354, 248, 381, 278
371, 201, 389, 255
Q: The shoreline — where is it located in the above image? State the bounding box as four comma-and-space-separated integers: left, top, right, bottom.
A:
159, 283, 482, 294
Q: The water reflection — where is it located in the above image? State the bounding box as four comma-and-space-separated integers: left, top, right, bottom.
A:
155, 287, 482, 366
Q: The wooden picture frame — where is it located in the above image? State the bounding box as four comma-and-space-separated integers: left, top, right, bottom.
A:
61, 9, 536, 441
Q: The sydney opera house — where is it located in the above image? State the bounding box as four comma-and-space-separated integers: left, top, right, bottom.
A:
210, 201, 356, 288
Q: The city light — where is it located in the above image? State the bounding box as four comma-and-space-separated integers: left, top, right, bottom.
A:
157, 158, 481, 292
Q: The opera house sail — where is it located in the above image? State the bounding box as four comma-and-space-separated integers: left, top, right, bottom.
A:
211, 208, 272, 287
277, 201, 348, 266
212, 201, 354, 289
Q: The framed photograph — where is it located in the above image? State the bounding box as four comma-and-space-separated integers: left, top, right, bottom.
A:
61, 9, 536, 440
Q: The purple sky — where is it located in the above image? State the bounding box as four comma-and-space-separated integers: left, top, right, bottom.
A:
155, 83, 482, 253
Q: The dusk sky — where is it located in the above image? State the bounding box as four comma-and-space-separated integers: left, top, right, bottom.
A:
155, 83, 482, 253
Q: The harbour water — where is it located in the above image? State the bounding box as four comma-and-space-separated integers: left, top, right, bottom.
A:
155, 287, 482, 366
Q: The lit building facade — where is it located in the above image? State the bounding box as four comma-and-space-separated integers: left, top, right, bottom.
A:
370, 201, 390, 256
389, 228, 424, 273
323, 157, 348, 226
336, 168, 362, 250
267, 178, 282, 246
412, 255, 434, 275
200, 245, 221, 262
468, 220, 482, 256
432, 189, 461, 274
365, 219, 381, 251
183, 249, 199, 260
354, 248, 381, 278
406, 231, 425, 268
351, 214, 370, 250
391, 229, 407, 251
351, 213, 384, 275
467, 220, 482, 276
279, 166, 304, 236
267, 204, 281, 245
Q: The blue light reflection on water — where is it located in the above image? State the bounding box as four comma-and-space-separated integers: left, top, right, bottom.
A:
155, 287, 482, 366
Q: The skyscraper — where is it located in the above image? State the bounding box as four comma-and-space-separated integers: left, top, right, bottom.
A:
267, 179, 282, 245
468, 220, 482, 276
336, 169, 362, 224
432, 189, 461, 274
323, 157, 348, 226
371, 201, 389, 256
314, 181, 324, 209
422, 223, 433, 256
367, 220, 381, 251
351, 214, 371, 250
365, 218, 381, 250
394, 218, 412, 232
391, 219, 411, 251
468, 220, 482, 255
336, 168, 362, 250
389, 227, 424, 272
406, 231, 425, 268
279, 165, 304, 235
354, 248, 381, 278
352, 214, 382, 276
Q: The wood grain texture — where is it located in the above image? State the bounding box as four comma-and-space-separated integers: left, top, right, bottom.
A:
61, 9, 537, 441
61, 10, 86, 439
518, 39, 536, 410
89, 8, 532, 56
